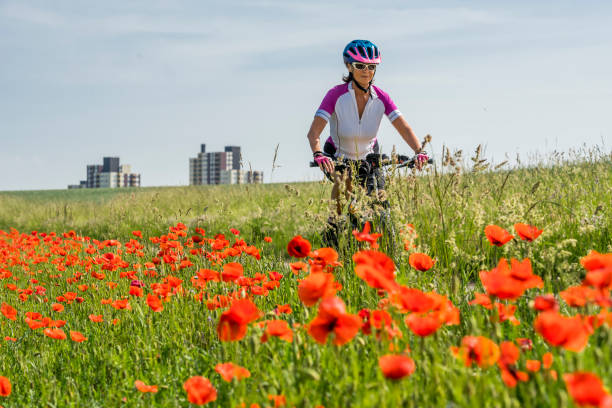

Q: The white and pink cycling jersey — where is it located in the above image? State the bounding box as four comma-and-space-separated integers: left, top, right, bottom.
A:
315, 82, 402, 160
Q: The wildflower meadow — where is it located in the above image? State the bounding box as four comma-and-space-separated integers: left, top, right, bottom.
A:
0, 146, 611, 407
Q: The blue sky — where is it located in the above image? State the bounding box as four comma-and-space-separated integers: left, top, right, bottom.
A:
1, 0, 610, 190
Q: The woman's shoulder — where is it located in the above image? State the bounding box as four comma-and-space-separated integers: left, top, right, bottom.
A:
371, 84, 391, 98
371, 85, 397, 106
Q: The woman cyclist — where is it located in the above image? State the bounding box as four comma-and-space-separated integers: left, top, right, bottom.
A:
307, 39, 428, 215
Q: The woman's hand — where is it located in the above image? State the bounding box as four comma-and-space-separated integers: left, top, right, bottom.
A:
314, 152, 335, 174
414, 151, 429, 170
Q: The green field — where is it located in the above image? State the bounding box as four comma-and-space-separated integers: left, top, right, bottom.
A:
0, 146, 611, 407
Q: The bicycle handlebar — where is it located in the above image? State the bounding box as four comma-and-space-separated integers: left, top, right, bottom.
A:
309, 153, 433, 171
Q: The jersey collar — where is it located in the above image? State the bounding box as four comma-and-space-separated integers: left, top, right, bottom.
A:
348, 81, 378, 99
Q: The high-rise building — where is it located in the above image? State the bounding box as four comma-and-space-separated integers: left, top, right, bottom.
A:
224, 146, 241, 170
103, 157, 120, 173
68, 157, 141, 189
189, 145, 262, 185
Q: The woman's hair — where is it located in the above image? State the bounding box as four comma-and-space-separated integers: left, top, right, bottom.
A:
342, 71, 353, 83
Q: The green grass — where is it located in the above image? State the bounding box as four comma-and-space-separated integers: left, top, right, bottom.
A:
0, 146, 611, 407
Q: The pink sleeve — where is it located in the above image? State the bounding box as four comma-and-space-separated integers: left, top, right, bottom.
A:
315, 84, 348, 121
373, 85, 402, 122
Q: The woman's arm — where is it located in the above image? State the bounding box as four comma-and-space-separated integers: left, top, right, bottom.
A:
391, 116, 423, 153
307, 116, 334, 173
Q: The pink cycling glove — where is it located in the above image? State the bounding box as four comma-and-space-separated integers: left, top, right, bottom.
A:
416, 153, 429, 163
314, 155, 331, 166
313, 152, 331, 166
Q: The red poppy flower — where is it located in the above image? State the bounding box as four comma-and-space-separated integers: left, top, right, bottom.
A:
353, 250, 395, 275
221, 262, 244, 282
214, 362, 251, 382
498, 341, 519, 367
287, 235, 311, 258
560, 286, 598, 307
495, 302, 520, 325
534, 311, 591, 352
147, 294, 164, 312
370, 310, 393, 330
0, 376, 11, 397
1, 303, 17, 321
289, 261, 308, 274
196, 269, 220, 283
451, 336, 500, 368
307, 296, 362, 345
354, 263, 398, 292
309, 247, 340, 271
526, 360, 541, 372
507, 258, 542, 287
379, 354, 415, 380
496, 341, 528, 387
514, 223, 543, 241
134, 380, 158, 393
129, 286, 143, 297
563, 372, 609, 407
24, 317, 47, 330
25, 312, 42, 320
111, 299, 131, 310
580, 252, 612, 291
217, 298, 261, 341
50, 319, 66, 328
390, 286, 434, 314
66, 330, 87, 342
352, 221, 382, 248
583, 267, 612, 290
500, 367, 529, 388
297, 273, 336, 307
484, 225, 514, 246
51, 303, 64, 312
260, 320, 293, 343
479, 258, 542, 300
533, 294, 558, 311
408, 253, 435, 271
580, 250, 612, 272
43, 328, 67, 340
542, 352, 553, 369
353, 250, 397, 291
183, 376, 217, 405
89, 314, 103, 323
275, 304, 292, 315
268, 394, 287, 408
264, 236, 273, 243
405, 313, 443, 337
469, 293, 493, 309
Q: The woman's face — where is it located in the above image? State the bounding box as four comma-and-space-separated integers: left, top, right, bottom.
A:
347, 62, 376, 87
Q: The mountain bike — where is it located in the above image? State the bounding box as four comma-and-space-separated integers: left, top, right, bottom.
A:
310, 152, 433, 254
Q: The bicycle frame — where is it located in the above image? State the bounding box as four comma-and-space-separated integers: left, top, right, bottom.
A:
311, 153, 433, 251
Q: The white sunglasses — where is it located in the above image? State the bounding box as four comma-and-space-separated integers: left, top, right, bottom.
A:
351, 62, 377, 71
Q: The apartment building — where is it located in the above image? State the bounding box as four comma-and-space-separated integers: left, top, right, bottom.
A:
68, 157, 141, 189
189, 144, 263, 185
